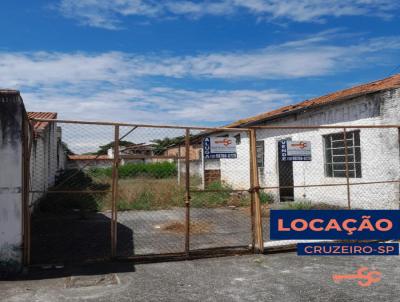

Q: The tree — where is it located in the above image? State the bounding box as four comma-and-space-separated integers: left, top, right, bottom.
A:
151, 136, 186, 155
96, 140, 136, 155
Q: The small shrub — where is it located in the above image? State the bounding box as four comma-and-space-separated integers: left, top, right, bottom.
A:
91, 162, 177, 179
191, 181, 232, 208
279, 200, 347, 210
259, 191, 274, 204
281, 200, 313, 210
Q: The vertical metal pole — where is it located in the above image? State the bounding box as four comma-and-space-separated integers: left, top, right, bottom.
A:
201, 147, 205, 190
177, 146, 181, 185
249, 129, 264, 253
248, 130, 256, 251
343, 128, 351, 209
184, 128, 191, 257
111, 126, 120, 258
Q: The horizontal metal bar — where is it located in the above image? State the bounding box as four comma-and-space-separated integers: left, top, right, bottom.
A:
330, 139, 353, 143
190, 189, 250, 193
46, 190, 111, 193
29, 118, 248, 132
115, 246, 252, 263
120, 154, 185, 160
251, 125, 400, 129
327, 146, 359, 150
260, 179, 400, 190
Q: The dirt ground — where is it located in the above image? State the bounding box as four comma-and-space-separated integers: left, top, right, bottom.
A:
1, 253, 399, 302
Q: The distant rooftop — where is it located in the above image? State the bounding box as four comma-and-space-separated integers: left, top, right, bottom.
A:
28, 112, 58, 131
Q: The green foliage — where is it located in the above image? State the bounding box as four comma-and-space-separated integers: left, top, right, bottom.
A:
117, 191, 155, 211
95, 140, 136, 155
281, 200, 313, 210
89, 162, 177, 179
191, 181, 232, 208
279, 200, 346, 210
151, 136, 185, 155
259, 191, 274, 204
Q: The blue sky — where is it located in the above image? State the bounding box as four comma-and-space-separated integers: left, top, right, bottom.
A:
1, 0, 400, 125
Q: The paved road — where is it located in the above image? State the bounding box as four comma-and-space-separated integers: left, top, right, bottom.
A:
2, 253, 399, 301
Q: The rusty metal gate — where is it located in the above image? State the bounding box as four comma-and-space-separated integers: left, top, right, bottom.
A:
24, 117, 399, 265
24, 119, 263, 265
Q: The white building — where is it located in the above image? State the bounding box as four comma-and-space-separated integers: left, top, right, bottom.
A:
211, 74, 400, 209
28, 112, 67, 205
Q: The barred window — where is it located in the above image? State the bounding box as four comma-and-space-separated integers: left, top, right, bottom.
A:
256, 141, 264, 168
324, 131, 361, 178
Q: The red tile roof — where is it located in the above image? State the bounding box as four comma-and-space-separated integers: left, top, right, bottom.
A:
0, 89, 19, 95
227, 74, 400, 127
27, 112, 57, 131
68, 155, 112, 160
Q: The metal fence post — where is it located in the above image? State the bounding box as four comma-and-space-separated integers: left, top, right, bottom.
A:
343, 128, 351, 209
111, 125, 120, 258
249, 129, 264, 253
184, 128, 191, 257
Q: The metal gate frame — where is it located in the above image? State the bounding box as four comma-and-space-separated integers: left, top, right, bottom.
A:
22, 118, 400, 265
23, 118, 265, 265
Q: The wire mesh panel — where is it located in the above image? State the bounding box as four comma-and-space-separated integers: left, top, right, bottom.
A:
347, 127, 400, 210
115, 126, 187, 257
256, 126, 400, 246
188, 129, 253, 251
29, 121, 114, 264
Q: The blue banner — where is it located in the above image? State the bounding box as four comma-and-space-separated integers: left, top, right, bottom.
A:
270, 210, 400, 240
297, 243, 399, 256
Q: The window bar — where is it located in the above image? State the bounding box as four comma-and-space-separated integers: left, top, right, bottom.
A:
330, 135, 334, 177
343, 128, 351, 209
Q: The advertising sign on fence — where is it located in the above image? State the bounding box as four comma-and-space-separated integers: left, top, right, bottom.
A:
279, 140, 311, 161
203, 136, 237, 159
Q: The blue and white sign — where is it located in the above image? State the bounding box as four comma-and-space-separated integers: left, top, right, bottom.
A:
203, 136, 237, 159
279, 140, 311, 161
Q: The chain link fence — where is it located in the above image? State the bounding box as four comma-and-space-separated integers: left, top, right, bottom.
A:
26, 119, 257, 264
251, 126, 400, 249
24, 119, 400, 263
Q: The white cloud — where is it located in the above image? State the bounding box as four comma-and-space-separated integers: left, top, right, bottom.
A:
0, 33, 399, 127
56, 0, 399, 29
1, 35, 399, 86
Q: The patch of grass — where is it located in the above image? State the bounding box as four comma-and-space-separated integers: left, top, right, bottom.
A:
191, 181, 234, 208
279, 200, 347, 210
89, 162, 177, 179
114, 178, 184, 211
259, 191, 274, 205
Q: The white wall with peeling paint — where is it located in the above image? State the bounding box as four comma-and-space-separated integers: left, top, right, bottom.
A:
0, 94, 23, 273
219, 89, 400, 209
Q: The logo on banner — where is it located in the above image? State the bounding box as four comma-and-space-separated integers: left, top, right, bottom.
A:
279, 140, 311, 161
203, 136, 237, 159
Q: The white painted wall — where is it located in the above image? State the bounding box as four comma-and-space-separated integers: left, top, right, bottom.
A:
0, 95, 23, 273
221, 89, 400, 209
